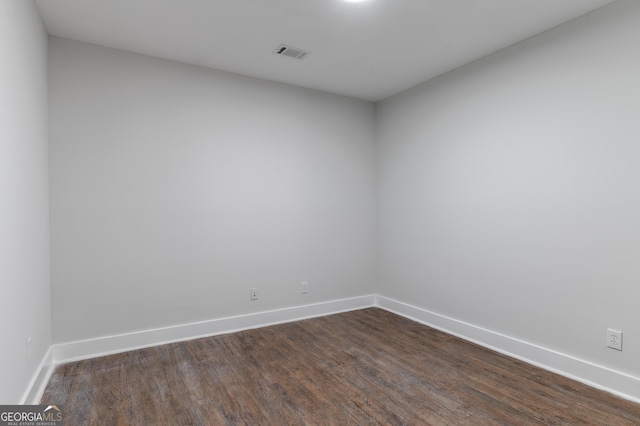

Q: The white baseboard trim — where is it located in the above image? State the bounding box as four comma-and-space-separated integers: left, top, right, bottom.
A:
53, 295, 376, 364
20, 346, 55, 405
376, 295, 640, 403
30, 294, 640, 405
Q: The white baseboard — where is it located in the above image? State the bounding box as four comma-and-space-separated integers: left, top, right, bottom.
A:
27, 294, 640, 406
376, 295, 640, 403
20, 346, 55, 405
53, 295, 376, 364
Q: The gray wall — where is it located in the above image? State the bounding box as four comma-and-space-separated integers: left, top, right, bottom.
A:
377, 0, 640, 379
49, 38, 376, 344
0, 0, 51, 403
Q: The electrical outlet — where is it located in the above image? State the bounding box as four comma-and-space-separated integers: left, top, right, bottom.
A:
607, 328, 622, 351
250, 288, 258, 301
301, 281, 309, 294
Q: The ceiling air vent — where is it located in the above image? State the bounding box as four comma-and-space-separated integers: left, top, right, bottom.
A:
273, 44, 311, 60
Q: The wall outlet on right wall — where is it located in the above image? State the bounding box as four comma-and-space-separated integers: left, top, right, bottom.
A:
606, 328, 623, 351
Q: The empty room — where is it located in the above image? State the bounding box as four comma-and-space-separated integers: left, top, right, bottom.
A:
3, 0, 640, 424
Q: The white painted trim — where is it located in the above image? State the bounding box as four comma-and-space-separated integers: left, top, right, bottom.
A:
28, 294, 640, 405
53, 295, 376, 364
20, 346, 55, 405
376, 295, 640, 403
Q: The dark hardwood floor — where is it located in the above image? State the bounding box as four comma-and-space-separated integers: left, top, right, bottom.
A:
42, 308, 640, 425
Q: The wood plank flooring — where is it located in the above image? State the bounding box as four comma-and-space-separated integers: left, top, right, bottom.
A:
42, 308, 640, 425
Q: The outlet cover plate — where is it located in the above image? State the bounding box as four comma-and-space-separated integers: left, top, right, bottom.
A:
607, 328, 622, 351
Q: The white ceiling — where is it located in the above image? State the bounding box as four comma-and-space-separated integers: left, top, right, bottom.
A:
35, 0, 617, 102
